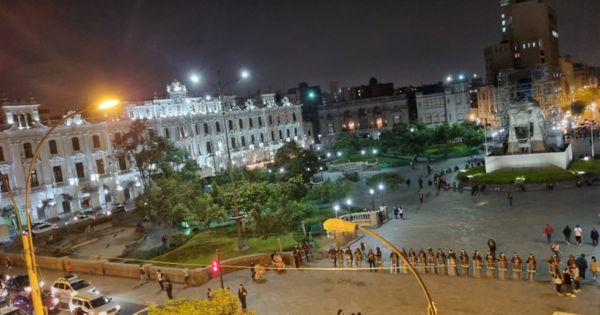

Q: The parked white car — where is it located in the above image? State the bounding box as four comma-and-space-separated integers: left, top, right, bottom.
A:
69, 292, 120, 315
67, 213, 95, 225
51, 275, 98, 304
30, 223, 58, 235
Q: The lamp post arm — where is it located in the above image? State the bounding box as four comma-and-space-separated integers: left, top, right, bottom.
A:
23, 109, 82, 315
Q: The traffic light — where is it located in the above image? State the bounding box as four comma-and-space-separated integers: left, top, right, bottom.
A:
211, 258, 221, 274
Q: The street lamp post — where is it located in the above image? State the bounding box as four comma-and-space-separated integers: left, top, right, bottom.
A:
24, 99, 120, 314
378, 183, 385, 207
591, 102, 596, 158
319, 166, 323, 181
333, 204, 340, 218
369, 188, 375, 211
205, 69, 251, 251
323, 218, 438, 315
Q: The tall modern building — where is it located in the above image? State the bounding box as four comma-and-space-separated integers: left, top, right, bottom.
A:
485, 0, 560, 84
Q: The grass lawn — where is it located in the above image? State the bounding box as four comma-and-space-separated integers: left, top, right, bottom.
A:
424, 143, 471, 156
329, 154, 409, 166
568, 159, 600, 176
152, 229, 298, 266
457, 166, 576, 184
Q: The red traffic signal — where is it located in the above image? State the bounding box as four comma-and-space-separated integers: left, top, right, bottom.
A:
211, 259, 221, 273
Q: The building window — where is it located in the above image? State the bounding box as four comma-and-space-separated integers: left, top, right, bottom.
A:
0, 147, 3, 161
49, 140, 58, 155
292, 113, 297, 122
75, 162, 85, 179
258, 117, 263, 127
195, 124, 200, 135
164, 128, 170, 139
71, 137, 81, 151
204, 123, 209, 134
269, 115, 273, 125
0, 175, 9, 193
294, 128, 298, 136
114, 133, 123, 145
260, 133, 264, 143
92, 135, 101, 149
249, 118, 253, 128
279, 130, 283, 140
30, 169, 39, 187
239, 119, 243, 129
228, 120, 234, 131
271, 131, 275, 141
206, 141, 212, 154
277, 116, 281, 124
251, 135, 255, 144
96, 159, 105, 175
231, 137, 236, 149
215, 122, 221, 133
53, 166, 63, 183
118, 155, 127, 171
23, 143, 33, 159
241, 136, 246, 147
327, 123, 334, 135
286, 129, 290, 138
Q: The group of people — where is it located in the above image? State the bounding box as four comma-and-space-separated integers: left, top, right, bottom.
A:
544, 224, 599, 246
154, 269, 174, 299
292, 241, 314, 267
328, 242, 537, 279
549, 253, 599, 297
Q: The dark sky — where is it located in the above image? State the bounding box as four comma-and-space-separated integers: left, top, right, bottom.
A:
1, 0, 599, 112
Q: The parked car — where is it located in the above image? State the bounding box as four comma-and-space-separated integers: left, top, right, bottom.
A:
69, 292, 120, 315
11, 291, 59, 314
111, 204, 127, 215
67, 213, 95, 225
30, 223, 58, 235
51, 275, 98, 304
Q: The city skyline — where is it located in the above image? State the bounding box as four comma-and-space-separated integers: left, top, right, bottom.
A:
1, 0, 599, 112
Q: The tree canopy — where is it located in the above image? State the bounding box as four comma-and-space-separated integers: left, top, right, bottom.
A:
273, 141, 323, 183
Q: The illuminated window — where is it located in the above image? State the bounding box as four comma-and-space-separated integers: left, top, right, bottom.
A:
376, 118, 383, 129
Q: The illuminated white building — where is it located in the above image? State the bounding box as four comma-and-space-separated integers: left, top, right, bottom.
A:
0, 80, 305, 222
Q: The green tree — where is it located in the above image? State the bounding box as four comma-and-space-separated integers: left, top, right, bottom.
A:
305, 178, 352, 203
273, 141, 323, 183
365, 172, 404, 190
329, 132, 362, 154
463, 128, 484, 147
149, 289, 256, 315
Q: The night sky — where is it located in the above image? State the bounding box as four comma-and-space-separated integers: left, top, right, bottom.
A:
1, 0, 599, 112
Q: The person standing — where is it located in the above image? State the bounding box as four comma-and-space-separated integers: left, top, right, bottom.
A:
526, 254, 536, 281
590, 228, 599, 246
367, 249, 375, 272
405, 178, 411, 188
487, 239, 496, 258
164, 279, 173, 299
354, 248, 363, 268
139, 265, 147, 286
418, 190, 424, 204
570, 265, 581, 292
563, 225, 572, 244
207, 288, 214, 300
544, 224, 554, 243
399, 206, 404, 220
553, 272, 563, 296
550, 242, 560, 261
576, 254, 588, 280
507, 192, 513, 207
562, 268, 575, 297
183, 267, 191, 287
590, 256, 598, 281
573, 225, 583, 245
156, 269, 164, 291
238, 284, 248, 310
418, 177, 423, 189
66, 261, 73, 275
393, 206, 398, 220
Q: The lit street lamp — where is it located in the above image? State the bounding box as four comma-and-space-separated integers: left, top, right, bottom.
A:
333, 204, 340, 218
319, 166, 324, 181
378, 183, 385, 206
345, 198, 352, 212
369, 188, 375, 211
24, 99, 120, 314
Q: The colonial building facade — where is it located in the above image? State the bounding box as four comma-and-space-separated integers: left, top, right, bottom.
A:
0, 80, 305, 222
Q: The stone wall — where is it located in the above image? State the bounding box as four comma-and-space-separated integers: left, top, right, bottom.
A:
485, 144, 572, 173
0, 250, 294, 286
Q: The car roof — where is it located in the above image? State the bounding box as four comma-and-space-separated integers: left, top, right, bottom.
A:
72, 292, 103, 301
